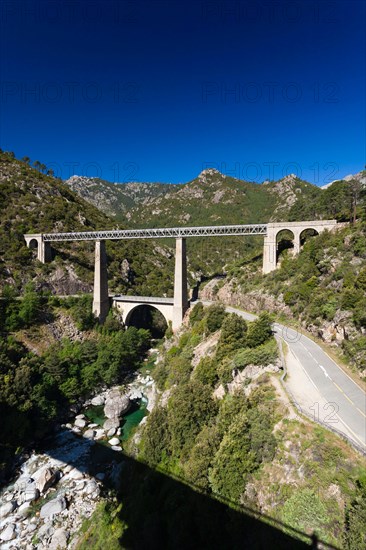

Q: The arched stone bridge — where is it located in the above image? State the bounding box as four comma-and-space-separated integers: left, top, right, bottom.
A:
24, 220, 337, 330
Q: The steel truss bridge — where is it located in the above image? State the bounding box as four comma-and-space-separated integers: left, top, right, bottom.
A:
41, 224, 268, 242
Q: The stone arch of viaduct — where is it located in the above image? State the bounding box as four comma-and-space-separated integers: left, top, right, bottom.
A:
24, 220, 337, 330
262, 220, 337, 274
113, 297, 174, 328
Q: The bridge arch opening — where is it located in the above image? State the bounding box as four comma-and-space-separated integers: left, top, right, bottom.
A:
300, 228, 319, 247
28, 238, 39, 251
276, 229, 295, 261
125, 305, 168, 339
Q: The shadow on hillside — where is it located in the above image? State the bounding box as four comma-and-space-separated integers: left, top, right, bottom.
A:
27, 426, 338, 550
0, 401, 339, 550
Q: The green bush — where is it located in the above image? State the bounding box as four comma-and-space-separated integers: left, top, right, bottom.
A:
216, 313, 247, 361
167, 380, 218, 459
205, 303, 227, 333
246, 312, 273, 348
281, 488, 330, 541
193, 357, 218, 387
189, 302, 204, 325
344, 476, 366, 549
233, 338, 278, 369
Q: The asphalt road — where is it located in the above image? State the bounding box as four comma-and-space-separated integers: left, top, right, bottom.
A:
203, 302, 366, 452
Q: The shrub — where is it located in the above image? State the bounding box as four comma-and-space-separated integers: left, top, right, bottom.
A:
193, 357, 218, 387
233, 338, 278, 369
205, 303, 227, 333
246, 312, 273, 348
189, 302, 204, 325
216, 313, 248, 361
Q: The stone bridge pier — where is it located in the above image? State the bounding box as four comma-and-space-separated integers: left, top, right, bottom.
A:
92, 240, 110, 323
93, 237, 189, 329
24, 234, 52, 263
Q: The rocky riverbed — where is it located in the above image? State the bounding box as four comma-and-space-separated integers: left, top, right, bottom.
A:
0, 371, 157, 549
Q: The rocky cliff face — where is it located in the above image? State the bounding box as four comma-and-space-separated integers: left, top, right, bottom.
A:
200, 278, 292, 317
200, 276, 366, 376
65, 175, 176, 219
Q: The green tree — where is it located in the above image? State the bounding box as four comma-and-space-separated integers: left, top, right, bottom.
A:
193, 356, 218, 387
246, 312, 272, 348
216, 313, 247, 361
141, 406, 170, 465
168, 380, 218, 459
209, 410, 256, 501
184, 424, 221, 491
189, 302, 204, 325
18, 282, 42, 326
205, 303, 227, 333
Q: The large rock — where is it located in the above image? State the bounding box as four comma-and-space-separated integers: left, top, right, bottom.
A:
108, 437, 120, 446
0, 500, 17, 517
38, 523, 55, 539
91, 395, 104, 406
103, 418, 120, 431
83, 480, 100, 497
49, 527, 68, 549
94, 429, 106, 440
17, 501, 31, 516
0, 523, 16, 542
33, 467, 58, 494
22, 483, 39, 503
67, 468, 84, 480
104, 389, 130, 422
40, 496, 66, 518
74, 418, 86, 428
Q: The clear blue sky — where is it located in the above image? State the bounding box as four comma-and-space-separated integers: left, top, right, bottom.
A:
0, 0, 365, 185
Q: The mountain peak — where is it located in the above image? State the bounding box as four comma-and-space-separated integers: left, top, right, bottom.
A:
197, 168, 224, 180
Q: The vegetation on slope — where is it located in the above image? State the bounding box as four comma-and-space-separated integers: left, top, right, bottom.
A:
0, 290, 150, 482
0, 150, 174, 297
221, 221, 366, 374
77, 303, 366, 549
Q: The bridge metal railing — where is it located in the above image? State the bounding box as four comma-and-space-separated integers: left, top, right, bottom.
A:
41, 224, 268, 241
113, 295, 174, 304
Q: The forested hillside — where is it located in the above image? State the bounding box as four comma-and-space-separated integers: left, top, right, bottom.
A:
66, 166, 366, 278
77, 303, 366, 549
0, 151, 174, 297
203, 221, 366, 376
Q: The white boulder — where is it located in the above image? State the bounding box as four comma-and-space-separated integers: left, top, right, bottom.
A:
40, 496, 66, 518
74, 418, 86, 428
0, 500, 17, 517
0, 523, 16, 542
91, 395, 105, 406
104, 390, 130, 421
33, 467, 58, 494
49, 527, 68, 549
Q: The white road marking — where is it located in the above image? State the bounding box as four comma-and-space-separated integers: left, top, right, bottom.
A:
319, 364, 331, 380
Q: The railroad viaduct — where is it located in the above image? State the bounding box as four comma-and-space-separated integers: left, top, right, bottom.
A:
24, 220, 337, 331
